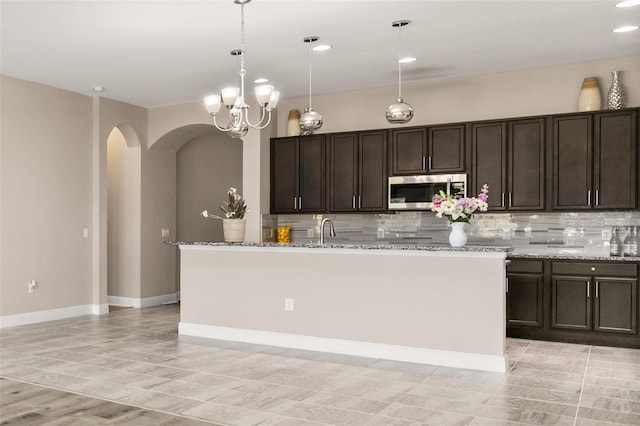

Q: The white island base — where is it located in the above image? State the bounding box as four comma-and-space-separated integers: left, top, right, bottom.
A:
178, 244, 508, 372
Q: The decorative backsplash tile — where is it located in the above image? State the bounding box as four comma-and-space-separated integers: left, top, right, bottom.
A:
262, 211, 640, 253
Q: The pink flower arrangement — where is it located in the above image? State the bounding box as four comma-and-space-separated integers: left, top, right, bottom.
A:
432, 184, 489, 223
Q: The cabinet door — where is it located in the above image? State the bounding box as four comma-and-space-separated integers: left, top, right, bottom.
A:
428, 124, 465, 172
594, 278, 637, 334
551, 276, 592, 330
270, 137, 299, 213
552, 115, 593, 209
299, 136, 326, 213
359, 131, 388, 211
471, 122, 507, 210
507, 272, 544, 327
509, 118, 545, 210
391, 128, 426, 175
329, 133, 358, 212
593, 111, 637, 209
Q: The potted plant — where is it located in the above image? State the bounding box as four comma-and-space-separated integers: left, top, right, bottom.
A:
201, 187, 249, 243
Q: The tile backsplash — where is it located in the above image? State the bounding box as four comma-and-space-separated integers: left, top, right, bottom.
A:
262, 211, 640, 253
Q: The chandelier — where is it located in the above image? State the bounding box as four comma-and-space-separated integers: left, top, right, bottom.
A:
204, 0, 279, 138
386, 20, 414, 124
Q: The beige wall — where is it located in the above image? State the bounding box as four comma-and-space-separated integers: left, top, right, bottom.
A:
277, 56, 640, 136
176, 132, 243, 243
1, 75, 93, 316
107, 128, 141, 298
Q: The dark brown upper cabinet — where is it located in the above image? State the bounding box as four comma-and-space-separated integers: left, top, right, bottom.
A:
329, 131, 387, 213
472, 118, 545, 210
390, 124, 465, 175
552, 110, 637, 210
270, 135, 326, 214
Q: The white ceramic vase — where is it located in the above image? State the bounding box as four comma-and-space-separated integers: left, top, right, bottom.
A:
449, 222, 468, 247
578, 77, 601, 112
223, 218, 246, 243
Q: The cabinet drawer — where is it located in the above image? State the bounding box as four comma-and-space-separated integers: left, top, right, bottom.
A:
551, 261, 637, 278
507, 259, 544, 274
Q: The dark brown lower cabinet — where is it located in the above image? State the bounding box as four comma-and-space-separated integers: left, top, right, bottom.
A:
506, 260, 544, 328
508, 259, 639, 348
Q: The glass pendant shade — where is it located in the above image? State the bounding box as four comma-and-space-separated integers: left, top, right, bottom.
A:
221, 87, 240, 108
386, 98, 414, 124
266, 91, 280, 111
254, 85, 274, 106
204, 95, 222, 115
299, 106, 323, 132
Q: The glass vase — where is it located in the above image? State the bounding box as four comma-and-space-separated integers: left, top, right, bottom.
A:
449, 222, 468, 247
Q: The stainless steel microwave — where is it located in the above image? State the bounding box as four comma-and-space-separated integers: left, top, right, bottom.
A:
388, 174, 467, 210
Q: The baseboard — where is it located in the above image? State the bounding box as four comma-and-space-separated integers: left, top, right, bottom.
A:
179, 322, 507, 373
107, 292, 179, 308
0, 304, 105, 328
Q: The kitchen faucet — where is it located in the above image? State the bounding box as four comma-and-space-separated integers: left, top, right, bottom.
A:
320, 218, 336, 244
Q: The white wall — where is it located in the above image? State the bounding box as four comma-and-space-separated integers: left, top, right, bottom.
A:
277, 56, 640, 136
1, 75, 93, 316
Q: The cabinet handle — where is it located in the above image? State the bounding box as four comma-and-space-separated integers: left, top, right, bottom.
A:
501, 193, 505, 207
428, 156, 432, 170
595, 190, 599, 206
352, 195, 356, 209
595, 281, 599, 298
506, 278, 509, 293
586, 281, 590, 298
587, 190, 591, 206
358, 196, 362, 209
294, 197, 297, 210
509, 193, 512, 208
299, 197, 302, 210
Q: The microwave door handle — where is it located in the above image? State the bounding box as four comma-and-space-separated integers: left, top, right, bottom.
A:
447, 178, 451, 196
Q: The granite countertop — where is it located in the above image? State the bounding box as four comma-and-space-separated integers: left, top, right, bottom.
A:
170, 241, 640, 261
171, 241, 512, 253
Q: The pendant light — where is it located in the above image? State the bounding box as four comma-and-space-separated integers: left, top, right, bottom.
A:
299, 36, 323, 134
203, 0, 280, 138
386, 20, 414, 124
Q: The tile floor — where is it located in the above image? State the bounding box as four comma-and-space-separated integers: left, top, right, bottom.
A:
0, 305, 639, 425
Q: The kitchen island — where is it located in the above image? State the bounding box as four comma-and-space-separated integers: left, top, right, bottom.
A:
178, 242, 510, 372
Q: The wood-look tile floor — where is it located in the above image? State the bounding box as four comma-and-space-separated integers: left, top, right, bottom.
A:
1, 305, 639, 425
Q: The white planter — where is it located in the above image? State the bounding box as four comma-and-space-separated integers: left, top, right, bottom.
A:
449, 222, 468, 247
223, 219, 246, 243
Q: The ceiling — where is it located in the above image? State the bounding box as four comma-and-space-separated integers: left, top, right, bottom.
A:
1, 0, 638, 108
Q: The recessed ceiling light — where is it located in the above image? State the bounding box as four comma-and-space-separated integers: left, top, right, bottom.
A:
254, 78, 269, 83
92, 86, 105, 92
398, 57, 417, 63
312, 44, 332, 52
613, 25, 639, 32
616, 0, 640, 7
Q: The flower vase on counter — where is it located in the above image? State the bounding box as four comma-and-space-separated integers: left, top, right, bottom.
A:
578, 77, 601, 112
449, 222, 468, 247
223, 218, 246, 243
606, 70, 625, 110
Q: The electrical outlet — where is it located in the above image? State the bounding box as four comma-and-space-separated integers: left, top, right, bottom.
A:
284, 298, 294, 311
83, 227, 89, 238
28, 280, 36, 293
377, 228, 385, 239
161, 228, 170, 237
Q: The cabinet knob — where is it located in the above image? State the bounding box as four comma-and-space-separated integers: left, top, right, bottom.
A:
591, 266, 596, 272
